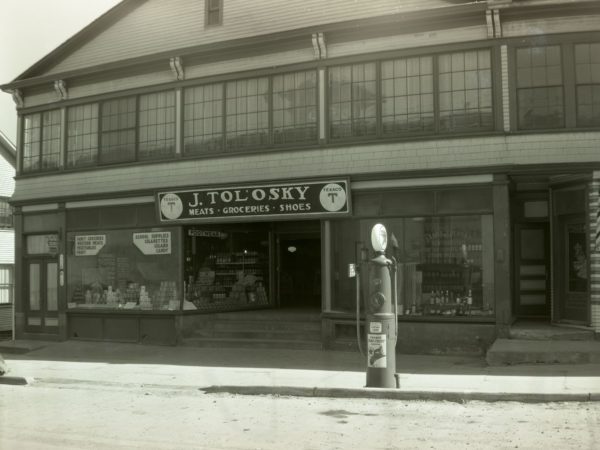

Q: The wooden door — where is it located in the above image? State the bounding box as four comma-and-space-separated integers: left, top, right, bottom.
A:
25, 259, 59, 333
514, 223, 550, 317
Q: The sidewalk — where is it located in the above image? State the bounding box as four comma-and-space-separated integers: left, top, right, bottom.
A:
1, 339, 600, 402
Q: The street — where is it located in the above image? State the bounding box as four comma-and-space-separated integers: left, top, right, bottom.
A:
1, 381, 599, 450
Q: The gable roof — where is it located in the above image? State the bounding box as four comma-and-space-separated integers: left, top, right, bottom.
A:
2, 0, 488, 90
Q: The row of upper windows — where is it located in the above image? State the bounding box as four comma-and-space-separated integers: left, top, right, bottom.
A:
19, 42, 600, 174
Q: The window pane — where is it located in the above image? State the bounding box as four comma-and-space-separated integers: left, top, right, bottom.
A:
47, 263, 58, 311
100, 97, 136, 164
575, 43, 600, 128
518, 87, 564, 129
329, 63, 377, 139
331, 215, 494, 317
516, 46, 564, 130
381, 57, 434, 135
67, 103, 99, 168
272, 70, 318, 145
0, 266, 14, 304
139, 91, 176, 160
225, 78, 269, 150
29, 264, 40, 311
40, 110, 61, 171
22, 114, 42, 172
67, 228, 181, 311
438, 50, 493, 132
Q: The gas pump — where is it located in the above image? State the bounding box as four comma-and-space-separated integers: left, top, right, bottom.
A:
351, 224, 399, 389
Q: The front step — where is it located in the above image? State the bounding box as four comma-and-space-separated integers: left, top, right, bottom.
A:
509, 323, 595, 341
181, 337, 322, 350
486, 339, 600, 365
182, 309, 323, 350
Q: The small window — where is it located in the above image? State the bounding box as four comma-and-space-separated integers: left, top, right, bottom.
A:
0, 199, 12, 228
205, 0, 222, 26
138, 91, 176, 160
67, 103, 99, 168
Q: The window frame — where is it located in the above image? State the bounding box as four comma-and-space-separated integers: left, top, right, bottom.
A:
327, 46, 496, 142
21, 109, 62, 174
205, 0, 223, 27
509, 33, 600, 132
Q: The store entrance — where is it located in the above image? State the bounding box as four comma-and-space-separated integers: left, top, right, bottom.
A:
277, 233, 321, 309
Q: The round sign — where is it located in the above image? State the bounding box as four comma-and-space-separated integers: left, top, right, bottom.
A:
371, 223, 387, 252
160, 193, 184, 220
319, 183, 347, 212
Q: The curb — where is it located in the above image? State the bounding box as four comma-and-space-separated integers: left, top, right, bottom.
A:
5, 376, 599, 403
0, 376, 29, 386
200, 385, 600, 403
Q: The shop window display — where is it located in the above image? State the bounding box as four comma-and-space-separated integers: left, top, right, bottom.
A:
184, 225, 270, 311
67, 228, 181, 311
333, 215, 494, 318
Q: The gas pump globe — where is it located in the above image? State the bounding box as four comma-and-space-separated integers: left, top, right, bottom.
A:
371, 223, 387, 254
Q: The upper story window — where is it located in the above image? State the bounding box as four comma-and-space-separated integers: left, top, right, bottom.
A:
0, 199, 12, 228
329, 63, 377, 139
100, 97, 137, 164
22, 110, 61, 173
516, 45, 564, 130
183, 70, 318, 155
382, 56, 434, 134
138, 91, 176, 160
575, 42, 600, 127
225, 77, 269, 151
67, 103, 99, 168
438, 50, 492, 132
272, 71, 318, 145
330, 49, 493, 140
205, 0, 222, 26
184, 83, 224, 155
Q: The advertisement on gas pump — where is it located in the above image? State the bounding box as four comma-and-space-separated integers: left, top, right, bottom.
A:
367, 333, 387, 368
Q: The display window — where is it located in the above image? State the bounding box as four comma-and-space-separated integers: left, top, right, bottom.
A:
184, 224, 270, 311
67, 228, 181, 311
333, 215, 495, 318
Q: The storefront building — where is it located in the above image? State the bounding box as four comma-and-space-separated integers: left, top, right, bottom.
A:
2, 0, 600, 353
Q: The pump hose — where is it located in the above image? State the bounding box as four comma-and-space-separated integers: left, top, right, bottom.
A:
356, 269, 365, 357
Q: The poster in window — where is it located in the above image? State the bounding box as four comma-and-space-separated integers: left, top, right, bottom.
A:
568, 226, 587, 293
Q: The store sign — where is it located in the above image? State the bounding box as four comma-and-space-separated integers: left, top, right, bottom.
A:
157, 179, 350, 222
187, 229, 228, 239
74, 235, 106, 256
133, 232, 172, 255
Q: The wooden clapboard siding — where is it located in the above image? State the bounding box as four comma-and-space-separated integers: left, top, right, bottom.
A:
0, 231, 14, 265
41, 0, 473, 77
0, 133, 15, 197
503, 15, 600, 38
10, 132, 600, 205
0, 305, 11, 331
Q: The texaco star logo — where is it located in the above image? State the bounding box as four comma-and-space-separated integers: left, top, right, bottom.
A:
160, 193, 184, 220
319, 183, 347, 212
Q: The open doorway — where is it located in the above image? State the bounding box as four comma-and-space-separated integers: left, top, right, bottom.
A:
277, 234, 321, 309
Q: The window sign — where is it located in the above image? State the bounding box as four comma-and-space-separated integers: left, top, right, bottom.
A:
157, 179, 350, 223
133, 232, 172, 255
74, 235, 106, 256
27, 234, 59, 255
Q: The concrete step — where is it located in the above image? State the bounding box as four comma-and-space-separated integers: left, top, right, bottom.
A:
213, 320, 321, 333
181, 337, 323, 351
212, 329, 321, 341
509, 324, 595, 341
486, 339, 600, 366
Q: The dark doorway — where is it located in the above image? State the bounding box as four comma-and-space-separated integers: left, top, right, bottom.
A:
277, 234, 321, 308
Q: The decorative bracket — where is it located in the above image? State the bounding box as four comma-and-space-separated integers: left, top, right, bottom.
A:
311, 33, 320, 60
317, 32, 327, 59
10, 89, 23, 108
311, 32, 327, 60
486, 9, 502, 38
170, 56, 185, 81
54, 80, 68, 100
